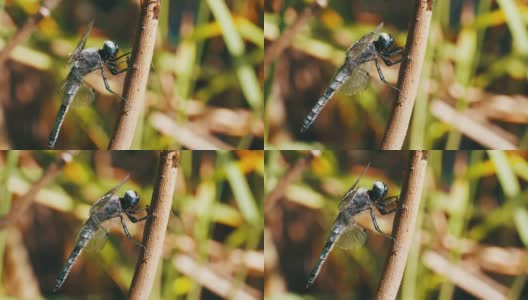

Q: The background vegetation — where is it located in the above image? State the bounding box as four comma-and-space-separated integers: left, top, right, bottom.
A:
265, 150, 528, 299
0, 150, 264, 299
0, 0, 263, 149
264, 0, 527, 149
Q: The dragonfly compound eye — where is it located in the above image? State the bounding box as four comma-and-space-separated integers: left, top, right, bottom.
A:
372, 181, 388, 199
376, 33, 394, 50
123, 190, 140, 208
102, 40, 119, 58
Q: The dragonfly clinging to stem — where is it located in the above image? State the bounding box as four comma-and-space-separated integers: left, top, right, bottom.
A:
53, 175, 148, 292
300, 23, 404, 133
305, 163, 400, 288
48, 20, 130, 149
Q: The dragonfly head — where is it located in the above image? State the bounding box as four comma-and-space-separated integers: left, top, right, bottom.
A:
99, 40, 119, 60
374, 32, 394, 52
122, 190, 140, 210
370, 181, 388, 201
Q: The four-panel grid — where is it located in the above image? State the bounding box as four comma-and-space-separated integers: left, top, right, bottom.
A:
0, 1, 526, 299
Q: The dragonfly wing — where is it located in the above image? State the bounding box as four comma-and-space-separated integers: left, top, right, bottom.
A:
82, 223, 108, 253
59, 76, 95, 109
89, 175, 129, 215
338, 66, 370, 95
338, 163, 371, 211
335, 222, 367, 249
372, 22, 384, 38
70, 84, 95, 108
345, 23, 383, 59
68, 20, 94, 64
338, 188, 357, 211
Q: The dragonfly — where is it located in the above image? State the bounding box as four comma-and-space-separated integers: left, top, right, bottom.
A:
53, 175, 148, 292
48, 20, 130, 149
305, 163, 400, 288
300, 23, 404, 133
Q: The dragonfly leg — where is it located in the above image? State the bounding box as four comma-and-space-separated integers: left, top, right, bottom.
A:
110, 51, 131, 62
107, 52, 131, 74
112, 58, 129, 67
369, 208, 394, 240
120, 215, 145, 248
126, 210, 149, 223
107, 64, 129, 75
383, 47, 403, 57
376, 196, 400, 215
99, 67, 127, 102
107, 60, 129, 75
381, 55, 404, 66
374, 59, 400, 91
381, 47, 404, 66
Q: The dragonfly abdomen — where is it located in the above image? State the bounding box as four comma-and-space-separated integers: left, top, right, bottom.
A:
48, 83, 80, 149
300, 66, 350, 133
53, 221, 96, 292
305, 222, 345, 288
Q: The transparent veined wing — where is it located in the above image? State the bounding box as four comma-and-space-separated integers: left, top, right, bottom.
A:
68, 20, 94, 64
71, 84, 96, 108
338, 163, 371, 211
335, 222, 367, 249
345, 23, 383, 60
82, 223, 109, 253
59, 73, 96, 108
338, 66, 370, 96
338, 188, 358, 212
89, 175, 130, 215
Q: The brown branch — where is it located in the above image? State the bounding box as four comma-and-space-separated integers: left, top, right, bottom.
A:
263, 0, 327, 78
380, 0, 434, 149
129, 150, 179, 300
430, 100, 518, 149
0, 0, 62, 68
108, 0, 161, 149
171, 235, 264, 276
5, 228, 41, 297
173, 254, 261, 300
376, 150, 428, 300
0, 150, 77, 230
149, 112, 235, 150
422, 250, 508, 300
264, 150, 320, 216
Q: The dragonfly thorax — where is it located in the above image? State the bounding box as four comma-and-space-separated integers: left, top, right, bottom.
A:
99, 40, 119, 60
374, 32, 394, 52
121, 190, 140, 210
369, 181, 388, 201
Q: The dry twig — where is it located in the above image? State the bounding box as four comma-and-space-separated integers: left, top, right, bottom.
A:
0, 0, 62, 67
430, 100, 518, 149
170, 235, 264, 276
0, 150, 77, 230
381, 0, 434, 149
173, 254, 261, 300
422, 250, 508, 300
264, 150, 320, 216
149, 112, 234, 150
5, 228, 41, 297
376, 150, 428, 300
128, 150, 179, 299
108, 0, 161, 149
263, 0, 327, 78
